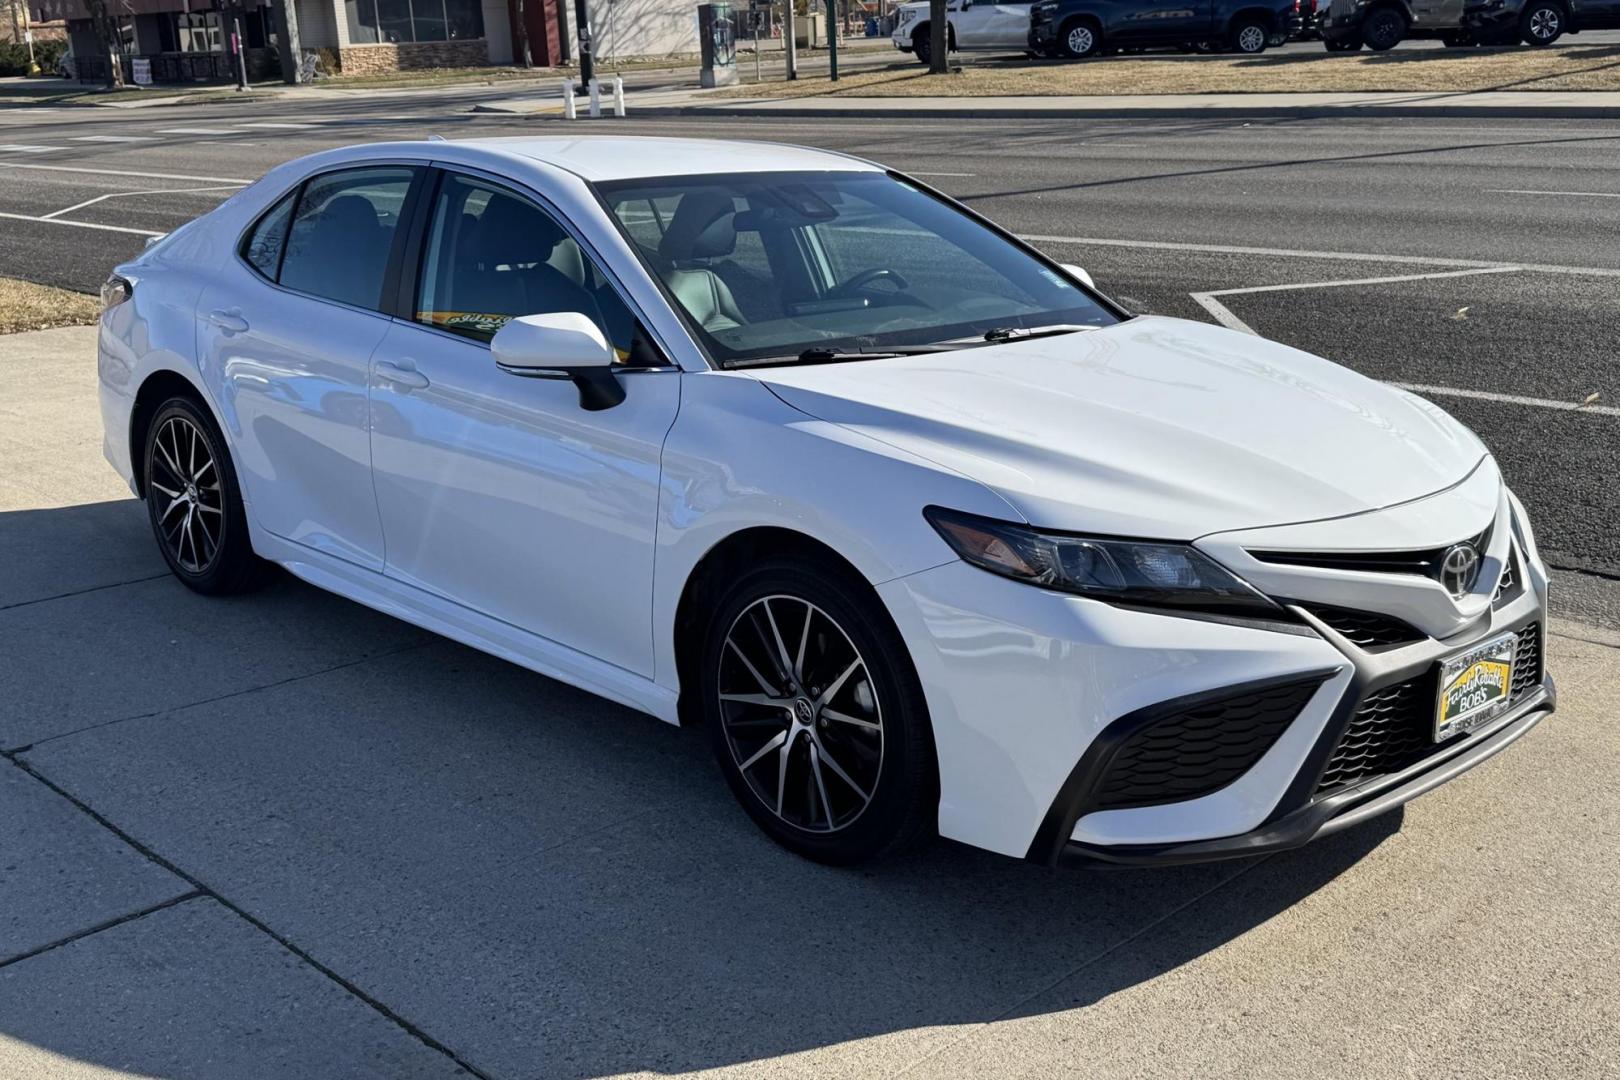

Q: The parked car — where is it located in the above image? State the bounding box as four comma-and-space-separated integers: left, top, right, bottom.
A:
891, 0, 1039, 64
1458, 0, 1620, 43
1318, 0, 1467, 49
100, 137, 1553, 868
1030, 0, 1304, 57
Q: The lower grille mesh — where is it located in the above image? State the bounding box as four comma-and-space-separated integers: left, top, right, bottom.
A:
1094, 678, 1324, 811
1315, 622, 1543, 796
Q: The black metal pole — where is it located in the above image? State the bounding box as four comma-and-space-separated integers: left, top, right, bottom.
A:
825, 0, 837, 80
574, 0, 593, 84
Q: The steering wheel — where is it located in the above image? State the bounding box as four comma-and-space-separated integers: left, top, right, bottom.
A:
829, 267, 910, 298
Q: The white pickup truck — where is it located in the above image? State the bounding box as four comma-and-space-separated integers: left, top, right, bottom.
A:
890, 0, 1038, 64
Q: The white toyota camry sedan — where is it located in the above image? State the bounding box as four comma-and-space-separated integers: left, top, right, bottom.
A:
98, 136, 1553, 867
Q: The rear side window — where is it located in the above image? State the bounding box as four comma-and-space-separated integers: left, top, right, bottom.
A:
242, 192, 295, 280
274, 166, 416, 311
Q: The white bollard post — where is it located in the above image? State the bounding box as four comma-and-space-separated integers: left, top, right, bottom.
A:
612, 77, 625, 118
587, 78, 602, 118
561, 78, 576, 120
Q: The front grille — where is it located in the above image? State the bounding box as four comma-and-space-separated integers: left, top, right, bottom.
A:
1252, 525, 1491, 579
1094, 678, 1325, 811
1304, 604, 1424, 649
1315, 622, 1543, 796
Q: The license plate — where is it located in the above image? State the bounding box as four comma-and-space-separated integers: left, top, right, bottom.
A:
1435, 631, 1517, 741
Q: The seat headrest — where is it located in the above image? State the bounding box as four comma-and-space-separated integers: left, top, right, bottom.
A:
318, 195, 380, 233
474, 195, 568, 267
658, 190, 737, 262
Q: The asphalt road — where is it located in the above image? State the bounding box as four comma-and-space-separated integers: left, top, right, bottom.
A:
3, 99, 1616, 625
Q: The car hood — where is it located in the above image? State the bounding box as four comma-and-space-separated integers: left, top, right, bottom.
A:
750, 316, 1487, 539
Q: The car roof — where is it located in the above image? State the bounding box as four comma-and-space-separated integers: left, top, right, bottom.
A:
453, 136, 881, 182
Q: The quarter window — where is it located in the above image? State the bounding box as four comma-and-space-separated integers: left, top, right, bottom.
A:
414, 173, 659, 365
275, 167, 416, 312
242, 191, 295, 281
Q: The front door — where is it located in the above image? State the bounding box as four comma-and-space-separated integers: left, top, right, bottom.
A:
1112, 0, 1214, 42
367, 170, 680, 676
202, 164, 421, 571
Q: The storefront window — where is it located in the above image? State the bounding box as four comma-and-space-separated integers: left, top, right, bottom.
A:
174, 12, 222, 53
347, 0, 484, 45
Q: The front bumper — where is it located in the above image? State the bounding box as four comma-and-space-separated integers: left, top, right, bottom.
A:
878, 479, 1552, 865
1063, 674, 1553, 867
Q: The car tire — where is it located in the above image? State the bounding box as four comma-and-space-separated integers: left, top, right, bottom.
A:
1519, 0, 1565, 44
1057, 18, 1102, 58
1361, 6, 1406, 49
912, 27, 933, 65
699, 555, 938, 865
142, 395, 272, 596
1231, 19, 1270, 53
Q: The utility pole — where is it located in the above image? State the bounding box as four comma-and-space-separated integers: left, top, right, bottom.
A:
825, 0, 836, 81
927, 0, 946, 73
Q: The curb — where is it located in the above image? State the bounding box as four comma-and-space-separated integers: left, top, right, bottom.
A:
618, 101, 1620, 120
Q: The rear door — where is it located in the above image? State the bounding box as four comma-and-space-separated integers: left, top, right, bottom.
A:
199, 164, 422, 571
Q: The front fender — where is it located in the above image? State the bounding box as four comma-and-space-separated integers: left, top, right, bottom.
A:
650, 371, 1016, 694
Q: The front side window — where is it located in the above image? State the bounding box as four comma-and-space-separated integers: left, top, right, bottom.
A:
276, 167, 416, 311
414, 173, 657, 365
597, 170, 1116, 366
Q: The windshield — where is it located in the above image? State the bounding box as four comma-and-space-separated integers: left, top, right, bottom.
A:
594, 170, 1118, 366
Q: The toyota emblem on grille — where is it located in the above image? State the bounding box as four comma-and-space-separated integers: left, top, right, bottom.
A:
1439, 543, 1482, 598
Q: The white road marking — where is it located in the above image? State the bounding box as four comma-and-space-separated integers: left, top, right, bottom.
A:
41, 183, 244, 221
909, 171, 976, 177
71, 134, 155, 143
0, 161, 254, 183
0, 144, 56, 154
155, 127, 244, 136
1190, 267, 1524, 336
1392, 383, 1620, 418
1023, 234, 1620, 279
1183, 265, 1613, 418
234, 122, 315, 129
1485, 189, 1620, 199
0, 210, 163, 237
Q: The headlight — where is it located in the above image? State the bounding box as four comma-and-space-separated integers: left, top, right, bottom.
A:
101, 274, 132, 311
925, 507, 1280, 618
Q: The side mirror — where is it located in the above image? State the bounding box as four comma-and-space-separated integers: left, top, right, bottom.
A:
491, 312, 625, 411
1060, 263, 1095, 289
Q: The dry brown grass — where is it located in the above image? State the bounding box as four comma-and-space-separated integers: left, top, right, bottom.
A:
718, 44, 1620, 97
0, 278, 100, 335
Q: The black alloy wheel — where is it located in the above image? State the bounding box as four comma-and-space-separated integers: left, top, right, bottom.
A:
701, 557, 937, 864
143, 396, 271, 595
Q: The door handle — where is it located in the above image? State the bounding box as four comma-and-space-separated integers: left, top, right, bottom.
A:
206, 309, 249, 334
376, 360, 430, 391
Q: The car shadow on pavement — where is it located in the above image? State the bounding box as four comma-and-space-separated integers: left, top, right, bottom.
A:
1, 499, 1400, 1080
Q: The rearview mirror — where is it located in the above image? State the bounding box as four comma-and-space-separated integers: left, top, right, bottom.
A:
491, 313, 624, 411
1060, 263, 1095, 289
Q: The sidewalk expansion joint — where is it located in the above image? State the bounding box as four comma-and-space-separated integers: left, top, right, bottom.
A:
6, 639, 434, 755
0, 890, 205, 971
2, 747, 494, 1080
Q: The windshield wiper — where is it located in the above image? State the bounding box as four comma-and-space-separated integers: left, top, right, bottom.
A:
726, 344, 959, 369
981, 324, 1094, 343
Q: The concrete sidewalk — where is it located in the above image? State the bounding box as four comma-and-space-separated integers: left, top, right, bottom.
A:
476, 86, 1620, 119
3, 324, 1618, 1079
